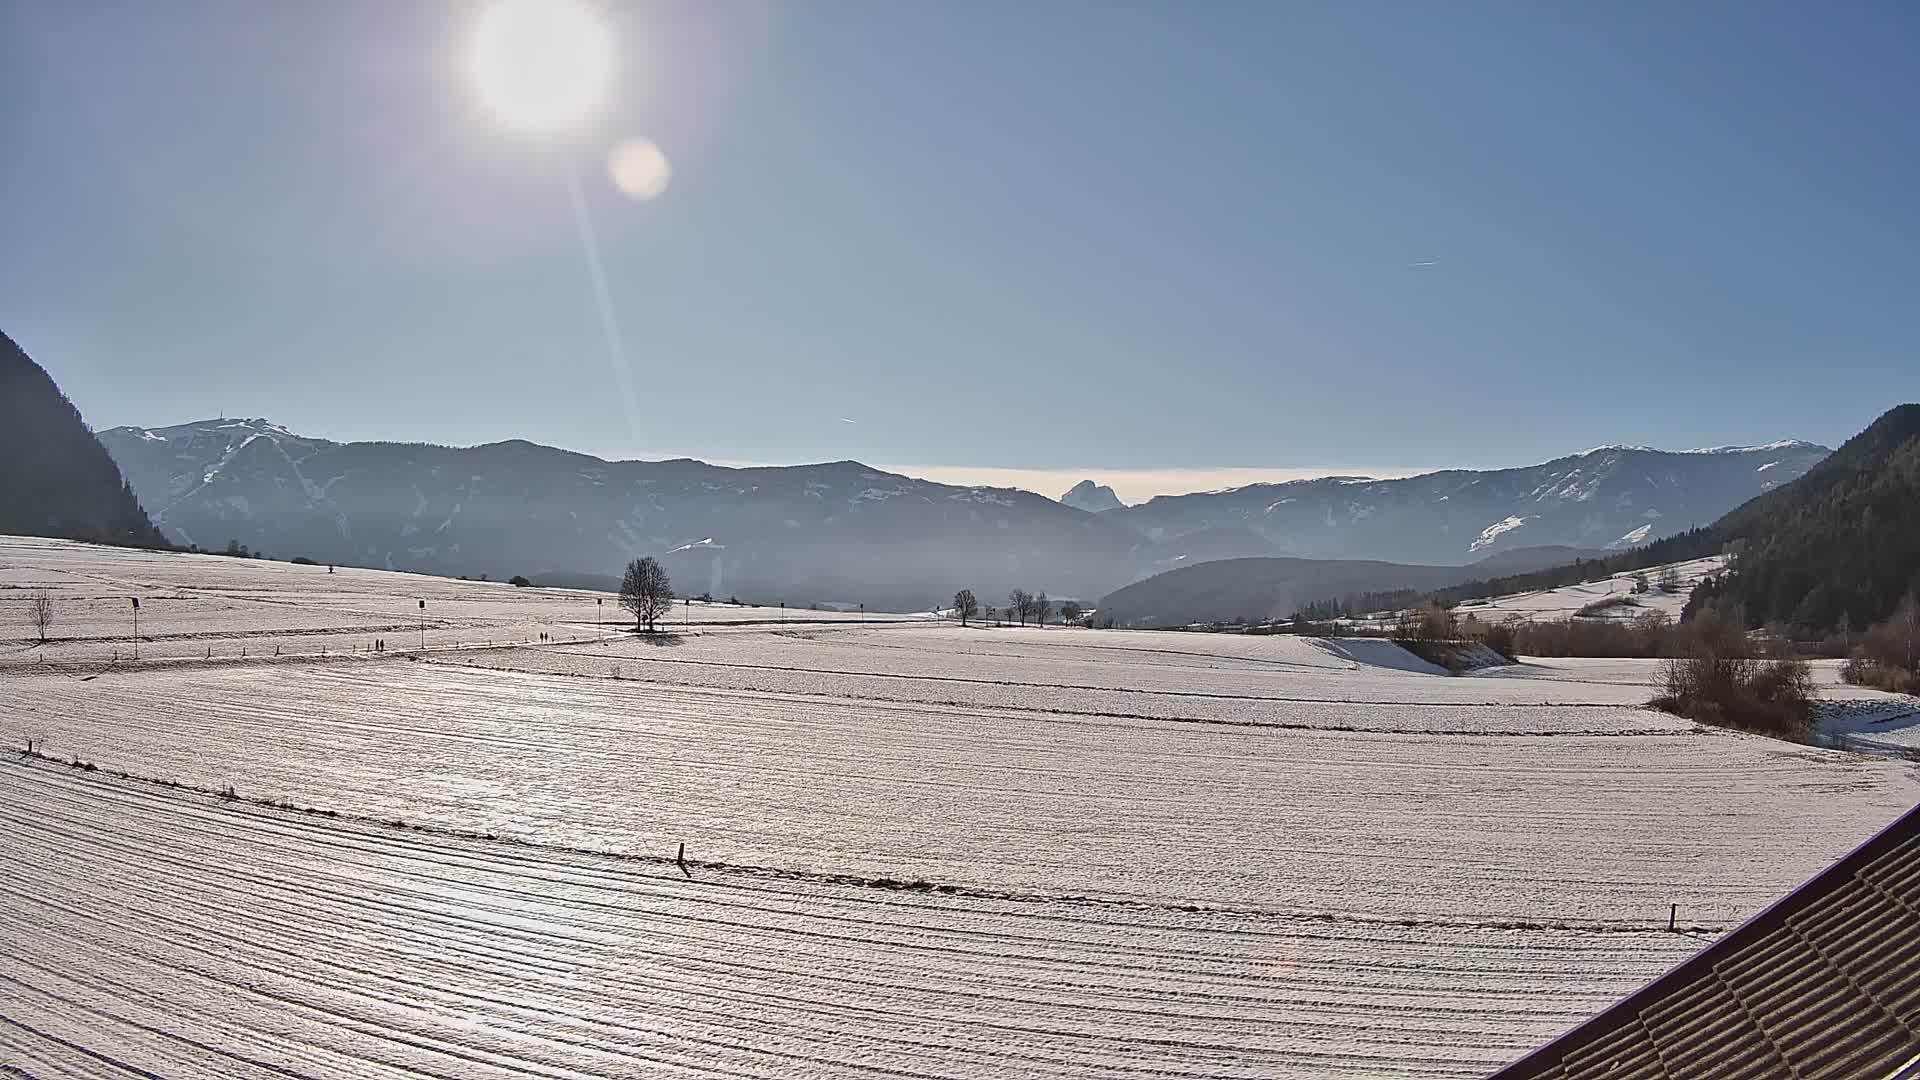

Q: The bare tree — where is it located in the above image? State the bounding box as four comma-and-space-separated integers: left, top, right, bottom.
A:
1008, 589, 1030, 627
1034, 591, 1049, 627
26, 590, 53, 644
952, 589, 979, 626
1656, 565, 1683, 594
1060, 601, 1083, 626
620, 557, 675, 633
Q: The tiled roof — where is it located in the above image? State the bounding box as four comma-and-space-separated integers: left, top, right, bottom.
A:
1490, 802, 1920, 1080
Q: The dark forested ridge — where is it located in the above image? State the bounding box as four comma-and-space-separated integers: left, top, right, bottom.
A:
0, 330, 167, 548
1684, 404, 1920, 634
1097, 556, 1480, 628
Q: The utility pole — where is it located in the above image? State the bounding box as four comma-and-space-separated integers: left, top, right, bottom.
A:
130, 597, 140, 660
597, 597, 603, 640
418, 598, 425, 651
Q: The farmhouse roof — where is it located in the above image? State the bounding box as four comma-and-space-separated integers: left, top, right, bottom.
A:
1489, 800, 1920, 1079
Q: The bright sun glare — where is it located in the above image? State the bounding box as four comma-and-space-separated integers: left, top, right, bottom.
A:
469, 0, 612, 132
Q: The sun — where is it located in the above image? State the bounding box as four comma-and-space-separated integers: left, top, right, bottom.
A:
468, 0, 613, 133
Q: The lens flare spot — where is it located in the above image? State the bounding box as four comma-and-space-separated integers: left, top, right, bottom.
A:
608, 138, 672, 200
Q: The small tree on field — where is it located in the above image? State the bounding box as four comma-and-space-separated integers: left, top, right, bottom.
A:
619, 557, 674, 633
1656, 565, 1683, 593
27, 590, 53, 644
952, 589, 979, 626
1008, 589, 1031, 627
1060, 601, 1083, 625
1034, 591, 1049, 627
508, 575, 532, 587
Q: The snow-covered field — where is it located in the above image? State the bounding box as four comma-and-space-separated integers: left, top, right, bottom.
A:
1, 760, 1699, 1079
4, 535, 1918, 1078
0, 535, 928, 664
1451, 555, 1727, 624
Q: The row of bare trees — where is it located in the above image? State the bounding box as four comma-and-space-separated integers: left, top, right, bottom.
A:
1007, 589, 1047, 626
950, 588, 1084, 628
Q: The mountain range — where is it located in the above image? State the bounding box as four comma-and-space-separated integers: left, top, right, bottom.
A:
98, 417, 1828, 611
1093, 440, 1828, 565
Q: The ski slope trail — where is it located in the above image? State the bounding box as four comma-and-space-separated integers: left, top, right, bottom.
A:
2, 759, 1696, 1079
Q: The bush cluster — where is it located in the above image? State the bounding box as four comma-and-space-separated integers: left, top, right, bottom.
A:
1652, 653, 1817, 739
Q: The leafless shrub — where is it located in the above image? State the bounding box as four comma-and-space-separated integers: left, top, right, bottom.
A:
1652, 651, 1816, 739
1843, 652, 1919, 695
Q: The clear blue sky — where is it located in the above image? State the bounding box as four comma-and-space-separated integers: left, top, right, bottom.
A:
3, 1, 1915, 498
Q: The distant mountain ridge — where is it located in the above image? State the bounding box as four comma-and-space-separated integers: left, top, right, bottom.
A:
100, 418, 1150, 611
100, 417, 1828, 611
1105, 442, 1827, 564
1, 331, 165, 549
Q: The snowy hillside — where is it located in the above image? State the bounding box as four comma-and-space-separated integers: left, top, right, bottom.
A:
1106, 442, 1827, 564
1451, 555, 1729, 624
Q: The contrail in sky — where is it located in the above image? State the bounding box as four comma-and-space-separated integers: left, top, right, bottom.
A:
564, 158, 643, 444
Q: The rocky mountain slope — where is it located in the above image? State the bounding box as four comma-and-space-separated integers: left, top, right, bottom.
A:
1104, 443, 1827, 564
